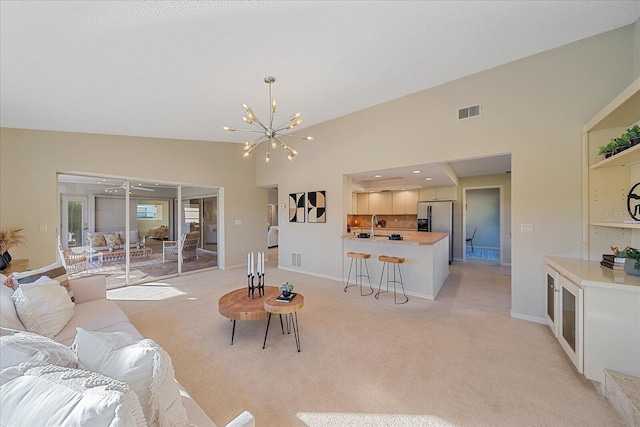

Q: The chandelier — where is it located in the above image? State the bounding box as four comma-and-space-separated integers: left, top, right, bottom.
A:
222, 76, 313, 162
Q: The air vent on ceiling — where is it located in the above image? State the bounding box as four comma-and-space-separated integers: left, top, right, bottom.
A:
458, 104, 481, 120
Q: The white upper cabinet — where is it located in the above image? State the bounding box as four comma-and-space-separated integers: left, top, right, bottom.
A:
419, 187, 458, 201
392, 190, 418, 214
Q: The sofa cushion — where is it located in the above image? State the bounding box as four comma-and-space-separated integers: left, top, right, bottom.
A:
0, 331, 76, 369
53, 298, 133, 345
0, 364, 146, 427
12, 277, 74, 338
87, 233, 107, 247
12, 261, 74, 302
104, 232, 123, 246
75, 328, 190, 427
0, 282, 25, 333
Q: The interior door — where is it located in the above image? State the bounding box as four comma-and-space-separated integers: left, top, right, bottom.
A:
61, 195, 88, 249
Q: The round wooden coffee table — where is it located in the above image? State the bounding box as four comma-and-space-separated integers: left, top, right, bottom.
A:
218, 285, 280, 344
263, 292, 304, 352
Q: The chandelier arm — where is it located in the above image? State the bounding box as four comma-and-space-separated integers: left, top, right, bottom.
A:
226, 128, 266, 134
281, 134, 313, 140
272, 136, 286, 149
273, 115, 302, 132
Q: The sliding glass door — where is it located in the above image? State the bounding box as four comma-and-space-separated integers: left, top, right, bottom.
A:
58, 174, 218, 287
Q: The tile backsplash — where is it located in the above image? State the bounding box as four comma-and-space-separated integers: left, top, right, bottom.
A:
347, 214, 417, 230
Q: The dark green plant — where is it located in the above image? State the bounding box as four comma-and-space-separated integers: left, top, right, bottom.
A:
598, 140, 618, 156
613, 246, 640, 269
622, 125, 640, 143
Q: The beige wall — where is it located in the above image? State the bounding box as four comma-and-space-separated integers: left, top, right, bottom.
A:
635, 19, 640, 79
255, 24, 638, 322
0, 129, 267, 270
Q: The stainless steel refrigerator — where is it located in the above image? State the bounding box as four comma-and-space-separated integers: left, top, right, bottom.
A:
417, 201, 453, 263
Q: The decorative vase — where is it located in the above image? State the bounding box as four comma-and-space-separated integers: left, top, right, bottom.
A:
624, 258, 640, 276
0, 251, 11, 271
282, 290, 291, 297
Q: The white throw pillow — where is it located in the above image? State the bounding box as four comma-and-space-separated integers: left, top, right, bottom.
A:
0, 331, 76, 369
0, 283, 25, 333
12, 261, 74, 302
0, 364, 146, 427
12, 276, 74, 338
75, 328, 190, 427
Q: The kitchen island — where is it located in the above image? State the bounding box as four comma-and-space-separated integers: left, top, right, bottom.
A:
341, 232, 449, 300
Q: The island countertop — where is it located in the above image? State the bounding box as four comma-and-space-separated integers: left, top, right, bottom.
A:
341, 232, 448, 245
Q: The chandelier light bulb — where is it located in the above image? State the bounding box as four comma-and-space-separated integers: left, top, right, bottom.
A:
265, 151, 270, 163
271, 139, 277, 149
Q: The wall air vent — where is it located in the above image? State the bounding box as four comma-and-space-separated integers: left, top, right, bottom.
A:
292, 253, 302, 267
458, 104, 481, 120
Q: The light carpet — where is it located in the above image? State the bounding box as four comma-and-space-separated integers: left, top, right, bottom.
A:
108, 261, 622, 426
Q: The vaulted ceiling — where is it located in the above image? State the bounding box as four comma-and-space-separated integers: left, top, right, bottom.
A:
2, 1, 639, 145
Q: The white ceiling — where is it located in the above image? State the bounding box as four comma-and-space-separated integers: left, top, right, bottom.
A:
2, 1, 639, 189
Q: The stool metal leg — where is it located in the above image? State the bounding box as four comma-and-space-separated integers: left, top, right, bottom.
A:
375, 262, 388, 299
344, 257, 355, 292
359, 259, 373, 296
392, 263, 408, 304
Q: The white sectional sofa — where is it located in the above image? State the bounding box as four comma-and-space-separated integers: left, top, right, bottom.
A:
0, 272, 254, 427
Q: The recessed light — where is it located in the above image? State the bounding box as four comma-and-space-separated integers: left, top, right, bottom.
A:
374, 174, 382, 178
424, 177, 432, 181
412, 170, 421, 174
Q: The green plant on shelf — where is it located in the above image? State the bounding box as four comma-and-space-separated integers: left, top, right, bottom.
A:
598, 125, 640, 159
612, 246, 640, 269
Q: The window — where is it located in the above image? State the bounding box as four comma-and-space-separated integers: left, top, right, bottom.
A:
137, 204, 162, 220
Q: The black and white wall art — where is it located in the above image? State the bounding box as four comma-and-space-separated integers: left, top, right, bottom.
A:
289, 192, 305, 223
307, 190, 326, 223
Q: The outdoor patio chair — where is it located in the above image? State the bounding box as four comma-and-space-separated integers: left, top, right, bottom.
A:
58, 245, 88, 274
163, 231, 200, 263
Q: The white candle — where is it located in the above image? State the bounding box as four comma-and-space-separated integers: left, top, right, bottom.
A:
247, 252, 250, 276
261, 251, 265, 274
251, 252, 254, 276
257, 252, 261, 275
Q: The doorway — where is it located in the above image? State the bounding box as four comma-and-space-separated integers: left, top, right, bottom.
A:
60, 195, 88, 249
463, 186, 503, 264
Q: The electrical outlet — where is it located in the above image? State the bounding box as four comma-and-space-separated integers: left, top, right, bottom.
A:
520, 224, 534, 234
38, 223, 47, 232
235, 219, 242, 225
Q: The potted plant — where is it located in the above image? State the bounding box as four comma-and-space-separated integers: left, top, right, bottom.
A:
622, 125, 640, 146
598, 140, 619, 159
109, 243, 115, 252
279, 281, 294, 297
612, 246, 640, 276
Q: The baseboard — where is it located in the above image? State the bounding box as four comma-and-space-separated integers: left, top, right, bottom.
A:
510, 311, 546, 325
277, 265, 343, 283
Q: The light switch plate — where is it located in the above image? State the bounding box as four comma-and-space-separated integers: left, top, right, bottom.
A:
520, 224, 534, 234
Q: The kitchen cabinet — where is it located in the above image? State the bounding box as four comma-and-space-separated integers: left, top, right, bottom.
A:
392, 190, 418, 214
356, 192, 393, 214
356, 193, 369, 214
419, 186, 457, 201
544, 257, 639, 390
351, 192, 358, 214
368, 193, 380, 214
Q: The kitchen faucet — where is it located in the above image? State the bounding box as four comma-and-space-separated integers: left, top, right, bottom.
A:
371, 214, 377, 237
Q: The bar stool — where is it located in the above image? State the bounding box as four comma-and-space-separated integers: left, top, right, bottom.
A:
344, 252, 374, 296
375, 255, 408, 304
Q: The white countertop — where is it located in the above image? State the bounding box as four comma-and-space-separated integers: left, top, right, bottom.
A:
544, 256, 640, 292
342, 232, 448, 246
